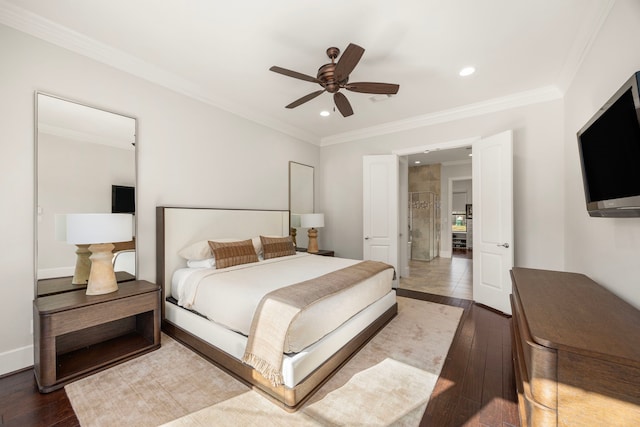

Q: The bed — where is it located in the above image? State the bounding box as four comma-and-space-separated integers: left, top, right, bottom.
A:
156, 207, 397, 411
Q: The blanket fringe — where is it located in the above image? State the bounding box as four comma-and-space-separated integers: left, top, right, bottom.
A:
242, 353, 284, 387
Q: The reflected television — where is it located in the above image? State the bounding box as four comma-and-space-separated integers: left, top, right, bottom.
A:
111, 185, 135, 214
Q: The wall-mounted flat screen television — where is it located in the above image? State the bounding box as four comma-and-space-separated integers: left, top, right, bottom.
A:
577, 71, 640, 217
112, 185, 135, 214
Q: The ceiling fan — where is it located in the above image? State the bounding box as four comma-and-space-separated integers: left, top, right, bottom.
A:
270, 43, 400, 117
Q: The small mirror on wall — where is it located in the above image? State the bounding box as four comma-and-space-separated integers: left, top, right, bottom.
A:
289, 161, 314, 248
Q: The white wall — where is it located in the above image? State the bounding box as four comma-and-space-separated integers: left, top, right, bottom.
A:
0, 24, 318, 375
563, 0, 640, 309
319, 99, 565, 272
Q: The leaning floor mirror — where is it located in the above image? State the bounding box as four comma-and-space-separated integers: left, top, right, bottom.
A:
35, 92, 137, 298
289, 161, 314, 249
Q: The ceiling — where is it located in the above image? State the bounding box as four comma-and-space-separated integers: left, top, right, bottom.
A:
2, 1, 611, 146
38, 93, 136, 150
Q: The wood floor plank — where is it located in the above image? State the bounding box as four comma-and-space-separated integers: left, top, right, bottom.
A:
460, 306, 489, 403
502, 318, 520, 426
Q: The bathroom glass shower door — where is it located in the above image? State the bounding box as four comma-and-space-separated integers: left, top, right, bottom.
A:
409, 191, 440, 261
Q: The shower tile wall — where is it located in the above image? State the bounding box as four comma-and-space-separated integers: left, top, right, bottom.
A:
408, 164, 441, 194
409, 164, 441, 261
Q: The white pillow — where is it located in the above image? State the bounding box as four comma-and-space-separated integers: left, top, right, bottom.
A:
178, 237, 264, 261
187, 258, 215, 268
251, 236, 263, 258
178, 238, 237, 260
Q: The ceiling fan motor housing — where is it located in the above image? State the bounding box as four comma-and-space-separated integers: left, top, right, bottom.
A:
318, 63, 347, 93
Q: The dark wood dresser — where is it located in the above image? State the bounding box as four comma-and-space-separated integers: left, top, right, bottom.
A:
510, 268, 640, 426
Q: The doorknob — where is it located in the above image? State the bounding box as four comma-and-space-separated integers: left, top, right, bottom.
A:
364, 237, 370, 240
497, 243, 510, 248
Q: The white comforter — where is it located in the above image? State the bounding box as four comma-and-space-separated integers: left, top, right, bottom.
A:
171, 252, 393, 352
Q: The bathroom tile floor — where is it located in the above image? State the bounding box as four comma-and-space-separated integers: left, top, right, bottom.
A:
399, 250, 473, 299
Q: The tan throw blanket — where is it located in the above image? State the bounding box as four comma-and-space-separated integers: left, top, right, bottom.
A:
242, 260, 394, 387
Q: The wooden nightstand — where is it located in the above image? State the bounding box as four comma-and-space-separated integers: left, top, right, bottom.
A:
297, 248, 335, 257
33, 280, 161, 393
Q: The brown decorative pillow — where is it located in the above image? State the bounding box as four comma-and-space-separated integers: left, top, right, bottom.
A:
208, 239, 259, 269
260, 235, 296, 259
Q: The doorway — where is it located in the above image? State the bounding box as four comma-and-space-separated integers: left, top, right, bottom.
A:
368, 131, 513, 312
398, 144, 474, 300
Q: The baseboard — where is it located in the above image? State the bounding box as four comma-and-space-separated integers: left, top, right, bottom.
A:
38, 266, 74, 279
0, 344, 34, 377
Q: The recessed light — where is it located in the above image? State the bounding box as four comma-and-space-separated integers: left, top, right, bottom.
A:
320, 110, 330, 117
414, 160, 421, 164
459, 66, 475, 77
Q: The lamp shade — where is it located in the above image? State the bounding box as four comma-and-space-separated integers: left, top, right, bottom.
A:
66, 213, 133, 244
301, 213, 324, 228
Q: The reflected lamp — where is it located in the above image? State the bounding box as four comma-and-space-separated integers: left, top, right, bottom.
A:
66, 213, 133, 295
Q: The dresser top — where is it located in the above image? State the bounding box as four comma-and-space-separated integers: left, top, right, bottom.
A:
511, 267, 640, 367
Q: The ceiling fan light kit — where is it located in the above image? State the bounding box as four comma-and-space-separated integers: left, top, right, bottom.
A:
270, 43, 400, 117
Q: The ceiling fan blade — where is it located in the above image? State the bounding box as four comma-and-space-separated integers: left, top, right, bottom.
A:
270, 66, 321, 84
334, 43, 365, 81
345, 82, 400, 95
285, 90, 325, 109
334, 92, 354, 117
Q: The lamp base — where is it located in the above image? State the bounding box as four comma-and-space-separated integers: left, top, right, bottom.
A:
307, 228, 319, 253
72, 244, 91, 285
86, 243, 119, 295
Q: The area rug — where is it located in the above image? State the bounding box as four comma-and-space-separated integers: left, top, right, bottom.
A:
65, 297, 463, 427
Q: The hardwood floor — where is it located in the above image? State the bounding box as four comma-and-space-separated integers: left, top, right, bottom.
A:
397, 290, 520, 427
0, 292, 518, 427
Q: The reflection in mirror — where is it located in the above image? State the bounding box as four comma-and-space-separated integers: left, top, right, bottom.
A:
35, 93, 137, 297
289, 161, 314, 249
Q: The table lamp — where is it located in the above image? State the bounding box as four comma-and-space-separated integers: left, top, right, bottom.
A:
55, 214, 91, 285
66, 213, 133, 295
301, 213, 324, 254
290, 213, 301, 247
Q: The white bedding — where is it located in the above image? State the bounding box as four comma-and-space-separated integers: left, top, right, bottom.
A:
164, 290, 397, 388
171, 252, 393, 353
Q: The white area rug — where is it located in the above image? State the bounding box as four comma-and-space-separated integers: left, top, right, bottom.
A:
66, 297, 463, 426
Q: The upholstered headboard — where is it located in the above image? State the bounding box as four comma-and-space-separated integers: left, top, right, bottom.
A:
156, 207, 289, 303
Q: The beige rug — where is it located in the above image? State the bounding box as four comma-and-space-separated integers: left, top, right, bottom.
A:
66, 297, 463, 426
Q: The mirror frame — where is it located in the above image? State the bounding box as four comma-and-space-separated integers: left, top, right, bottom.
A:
34, 91, 138, 297
288, 161, 314, 249
288, 161, 314, 214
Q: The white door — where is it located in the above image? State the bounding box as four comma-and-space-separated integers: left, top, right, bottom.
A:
398, 157, 409, 278
472, 130, 514, 314
363, 155, 399, 285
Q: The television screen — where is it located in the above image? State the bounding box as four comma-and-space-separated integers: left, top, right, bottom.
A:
577, 72, 640, 217
112, 185, 135, 214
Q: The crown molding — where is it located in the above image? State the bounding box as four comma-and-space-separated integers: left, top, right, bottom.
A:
320, 85, 563, 146
0, 0, 321, 145
38, 123, 134, 150
555, 0, 616, 93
